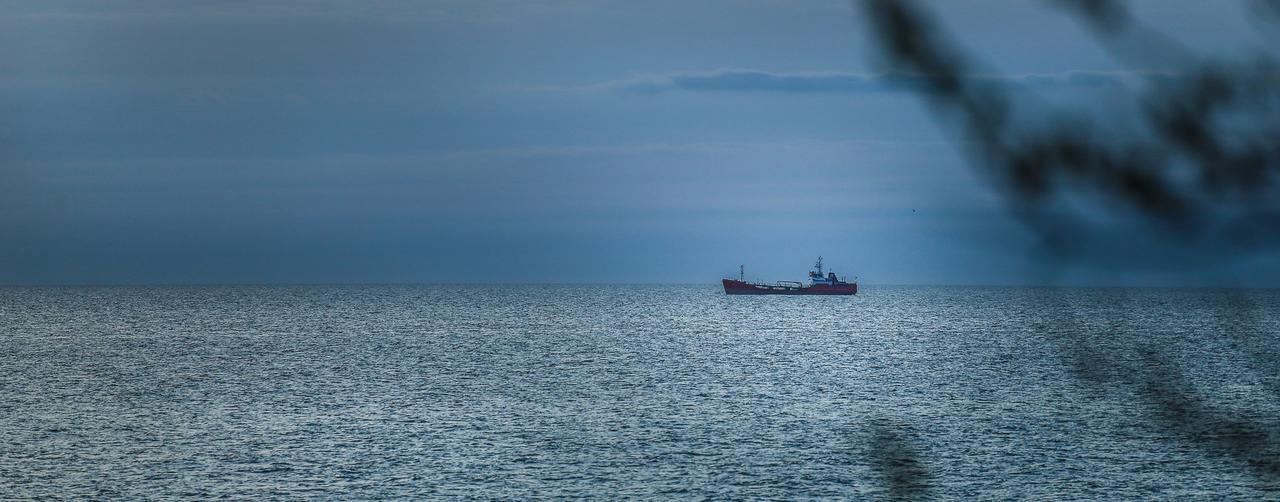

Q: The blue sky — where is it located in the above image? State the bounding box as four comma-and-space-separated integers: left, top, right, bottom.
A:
1, 0, 1276, 285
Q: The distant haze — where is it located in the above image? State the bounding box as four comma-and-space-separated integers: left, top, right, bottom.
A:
2, 1, 1275, 286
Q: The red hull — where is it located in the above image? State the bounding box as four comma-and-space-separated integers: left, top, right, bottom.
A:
722, 279, 857, 295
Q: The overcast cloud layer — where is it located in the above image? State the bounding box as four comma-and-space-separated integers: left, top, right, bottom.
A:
1, 0, 1275, 286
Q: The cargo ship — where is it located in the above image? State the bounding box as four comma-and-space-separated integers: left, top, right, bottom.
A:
722, 257, 857, 295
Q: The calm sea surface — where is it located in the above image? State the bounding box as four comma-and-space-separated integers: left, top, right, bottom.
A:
2, 285, 1279, 499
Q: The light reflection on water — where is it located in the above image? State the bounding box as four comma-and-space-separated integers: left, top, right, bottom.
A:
1, 285, 1277, 498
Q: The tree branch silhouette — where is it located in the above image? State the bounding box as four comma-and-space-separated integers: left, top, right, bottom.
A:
861, 0, 1280, 485
863, 0, 1280, 264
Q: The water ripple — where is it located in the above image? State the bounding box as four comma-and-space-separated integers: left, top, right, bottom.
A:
1, 285, 1277, 498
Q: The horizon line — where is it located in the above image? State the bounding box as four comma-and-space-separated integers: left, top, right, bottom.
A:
0, 281, 1274, 290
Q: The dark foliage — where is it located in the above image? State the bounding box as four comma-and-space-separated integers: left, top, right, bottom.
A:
863, 0, 1280, 262
867, 420, 933, 499
860, 0, 1280, 486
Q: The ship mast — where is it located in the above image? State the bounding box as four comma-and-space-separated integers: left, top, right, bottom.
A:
739, 264, 744, 281
815, 256, 823, 276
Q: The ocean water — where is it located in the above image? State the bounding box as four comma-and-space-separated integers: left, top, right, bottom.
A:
1, 285, 1278, 499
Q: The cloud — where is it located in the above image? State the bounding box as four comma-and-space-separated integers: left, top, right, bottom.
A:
532, 69, 1177, 94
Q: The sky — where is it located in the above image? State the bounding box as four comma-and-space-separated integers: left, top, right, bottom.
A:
1, 0, 1276, 286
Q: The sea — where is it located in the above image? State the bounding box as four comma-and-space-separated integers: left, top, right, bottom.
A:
2, 285, 1278, 499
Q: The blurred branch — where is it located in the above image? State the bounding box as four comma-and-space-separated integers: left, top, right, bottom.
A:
1140, 350, 1280, 481
867, 420, 932, 499
1257, 0, 1280, 19
862, 0, 1280, 264
860, 0, 1280, 485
